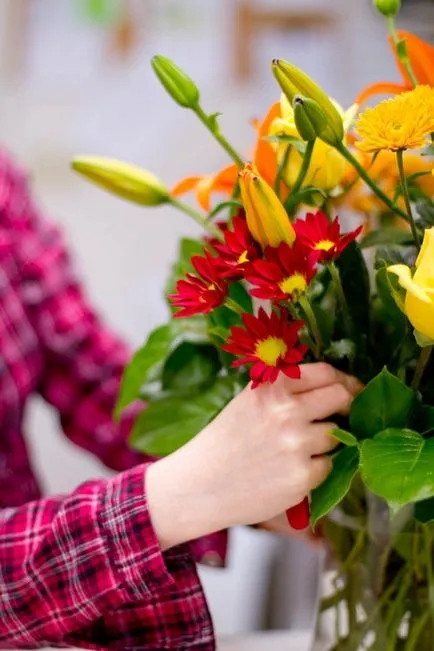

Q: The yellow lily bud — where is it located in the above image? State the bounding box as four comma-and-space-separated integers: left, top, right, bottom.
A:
293, 96, 328, 142
388, 227, 434, 343
272, 59, 344, 146
151, 55, 200, 109
72, 156, 170, 206
239, 163, 295, 249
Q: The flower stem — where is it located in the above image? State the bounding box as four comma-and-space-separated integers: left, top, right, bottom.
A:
336, 141, 409, 222
411, 345, 433, 390
194, 105, 244, 168
274, 143, 291, 198
387, 16, 418, 88
290, 139, 315, 196
170, 197, 224, 240
225, 298, 244, 316
329, 262, 352, 337
396, 148, 421, 250
298, 295, 322, 360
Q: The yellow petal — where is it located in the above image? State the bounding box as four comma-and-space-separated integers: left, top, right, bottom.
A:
388, 264, 431, 303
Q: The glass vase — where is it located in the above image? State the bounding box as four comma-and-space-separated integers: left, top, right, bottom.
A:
311, 486, 434, 651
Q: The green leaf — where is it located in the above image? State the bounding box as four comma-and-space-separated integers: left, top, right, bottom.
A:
374, 245, 413, 270
209, 282, 252, 332
285, 186, 327, 213
331, 428, 359, 447
263, 133, 306, 156
415, 497, 434, 523
376, 267, 406, 317
360, 227, 414, 249
415, 199, 434, 228
334, 242, 370, 365
350, 368, 416, 439
207, 200, 242, 220
162, 342, 221, 392
208, 112, 222, 132
115, 318, 208, 419
130, 376, 235, 456
361, 428, 434, 510
310, 447, 359, 527
410, 404, 434, 435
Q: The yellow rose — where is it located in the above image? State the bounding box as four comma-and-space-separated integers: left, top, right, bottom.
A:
388, 227, 434, 341
269, 95, 356, 193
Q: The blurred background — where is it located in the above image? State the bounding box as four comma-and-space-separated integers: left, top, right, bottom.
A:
0, 0, 431, 638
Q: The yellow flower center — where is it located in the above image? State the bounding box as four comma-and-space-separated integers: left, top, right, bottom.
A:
237, 250, 249, 264
279, 273, 307, 295
255, 336, 288, 366
314, 239, 335, 252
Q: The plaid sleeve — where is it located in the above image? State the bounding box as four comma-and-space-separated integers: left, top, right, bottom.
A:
3, 156, 145, 472
3, 153, 228, 569
0, 464, 214, 650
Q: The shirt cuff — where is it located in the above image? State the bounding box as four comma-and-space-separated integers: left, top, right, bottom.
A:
99, 463, 191, 603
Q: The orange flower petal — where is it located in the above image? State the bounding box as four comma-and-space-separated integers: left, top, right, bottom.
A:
197, 164, 238, 211
252, 102, 282, 188
355, 81, 408, 106
395, 30, 434, 87
171, 175, 203, 197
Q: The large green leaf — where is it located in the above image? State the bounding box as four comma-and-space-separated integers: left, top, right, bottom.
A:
130, 377, 235, 456
360, 228, 413, 249
115, 317, 208, 418
350, 368, 416, 439
360, 428, 434, 509
334, 242, 370, 374
310, 447, 360, 528
162, 342, 221, 392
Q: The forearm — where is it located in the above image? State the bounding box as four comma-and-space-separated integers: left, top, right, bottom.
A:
0, 465, 196, 649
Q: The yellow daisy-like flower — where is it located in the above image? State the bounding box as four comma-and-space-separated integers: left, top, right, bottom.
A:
355, 85, 434, 153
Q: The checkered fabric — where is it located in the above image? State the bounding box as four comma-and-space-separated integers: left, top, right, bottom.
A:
0, 152, 220, 649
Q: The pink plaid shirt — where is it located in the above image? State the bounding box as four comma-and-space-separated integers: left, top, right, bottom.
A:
0, 152, 223, 649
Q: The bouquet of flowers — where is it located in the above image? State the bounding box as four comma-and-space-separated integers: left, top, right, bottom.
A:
73, 0, 434, 648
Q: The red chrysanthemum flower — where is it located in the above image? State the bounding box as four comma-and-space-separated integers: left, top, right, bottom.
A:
213, 215, 261, 279
203, 220, 229, 249
246, 241, 318, 302
170, 251, 227, 317
223, 308, 308, 388
294, 210, 363, 263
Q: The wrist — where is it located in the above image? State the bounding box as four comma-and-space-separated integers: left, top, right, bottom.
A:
145, 448, 222, 551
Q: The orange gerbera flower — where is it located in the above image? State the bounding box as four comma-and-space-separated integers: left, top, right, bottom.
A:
357, 31, 434, 105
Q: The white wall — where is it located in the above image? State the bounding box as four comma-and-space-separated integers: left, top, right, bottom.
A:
0, 0, 404, 634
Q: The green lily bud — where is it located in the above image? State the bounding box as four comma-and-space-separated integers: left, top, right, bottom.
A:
373, 0, 401, 18
151, 55, 200, 109
272, 59, 344, 146
293, 96, 328, 142
72, 156, 170, 206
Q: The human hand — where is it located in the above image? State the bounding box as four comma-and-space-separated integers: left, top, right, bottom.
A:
146, 363, 362, 550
